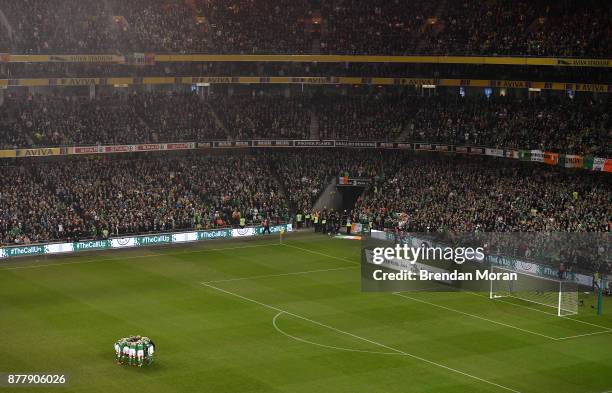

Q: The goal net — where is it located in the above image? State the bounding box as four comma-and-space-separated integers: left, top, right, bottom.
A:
489, 265, 578, 316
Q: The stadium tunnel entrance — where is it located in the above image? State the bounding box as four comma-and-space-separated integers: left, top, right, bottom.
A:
312, 177, 368, 212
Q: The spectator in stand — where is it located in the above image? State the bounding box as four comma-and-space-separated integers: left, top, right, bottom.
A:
1, 91, 608, 157
0, 0, 609, 56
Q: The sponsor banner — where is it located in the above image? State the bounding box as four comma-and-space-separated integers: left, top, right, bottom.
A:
335, 234, 362, 240
232, 228, 256, 237
4, 245, 46, 257
5, 54, 610, 68
3, 76, 612, 91
3, 139, 610, 176
294, 140, 335, 147
172, 232, 198, 243
335, 141, 378, 148
0, 225, 291, 259
48, 54, 125, 63
166, 142, 196, 150
255, 224, 293, 235
15, 147, 63, 157
111, 237, 137, 248
74, 240, 112, 251
73, 146, 102, 155
485, 148, 504, 157
469, 147, 485, 155
197, 229, 232, 240
253, 140, 276, 147
104, 145, 133, 153
45, 243, 74, 254
135, 144, 163, 152
555, 58, 610, 67
252, 140, 293, 148
273, 140, 292, 147
214, 141, 251, 148
136, 234, 172, 246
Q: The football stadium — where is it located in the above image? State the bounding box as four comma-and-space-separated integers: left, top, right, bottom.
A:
0, 1, 610, 393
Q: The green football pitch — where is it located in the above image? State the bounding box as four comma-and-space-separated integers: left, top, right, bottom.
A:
0, 232, 610, 393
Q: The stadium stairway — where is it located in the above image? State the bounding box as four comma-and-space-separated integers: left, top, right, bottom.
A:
309, 110, 320, 140
312, 177, 342, 212
0, 7, 13, 41
205, 101, 232, 140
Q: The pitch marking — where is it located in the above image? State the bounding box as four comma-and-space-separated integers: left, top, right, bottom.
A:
202, 266, 357, 284
273, 312, 399, 355
393, 292, 559, 341
201, 282, 522, 393
467, 291, 612, 332
283, 243, 359, 265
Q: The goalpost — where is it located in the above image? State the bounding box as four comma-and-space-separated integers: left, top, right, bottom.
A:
489, 265, 578, 317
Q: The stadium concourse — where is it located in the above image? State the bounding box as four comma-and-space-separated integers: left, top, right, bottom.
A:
0, 92, 609, 157
0, 0, 609, 56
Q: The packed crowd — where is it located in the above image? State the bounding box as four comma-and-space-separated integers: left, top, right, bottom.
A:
0, 154, 288, 244
0, 92, 225, 148
353, 154, 610, 233
1, 151, 609, 249
210, 95, 310, 140
0, 0, 609, 57
1, 92, 609, 156
402, 95, 611, 156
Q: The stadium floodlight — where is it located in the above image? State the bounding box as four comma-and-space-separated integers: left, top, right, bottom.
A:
489, 265, 578, 317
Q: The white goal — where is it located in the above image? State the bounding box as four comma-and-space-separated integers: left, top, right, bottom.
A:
489, 265, 578, 317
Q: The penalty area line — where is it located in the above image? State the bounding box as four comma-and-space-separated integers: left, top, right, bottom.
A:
393, 292, 559, 341
282, 243, 360, 265
200, 282, 522, 393
466, 291, 612, 332
555, 329, 612, 340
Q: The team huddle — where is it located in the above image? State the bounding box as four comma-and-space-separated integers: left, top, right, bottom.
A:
114, 336, 155, 367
